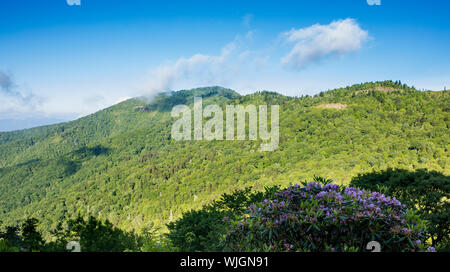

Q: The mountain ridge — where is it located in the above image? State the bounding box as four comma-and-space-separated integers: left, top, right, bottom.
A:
0, 81, 448, 237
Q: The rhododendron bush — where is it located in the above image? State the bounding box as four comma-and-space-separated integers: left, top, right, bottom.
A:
224, 182, 427, 252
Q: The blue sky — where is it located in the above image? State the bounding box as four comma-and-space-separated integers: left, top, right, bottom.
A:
0, 0, 449, 131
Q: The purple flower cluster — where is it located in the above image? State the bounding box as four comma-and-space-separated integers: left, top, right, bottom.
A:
225, 182, 427, 252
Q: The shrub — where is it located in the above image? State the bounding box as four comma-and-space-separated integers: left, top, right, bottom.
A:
166, 208, 225, 252
350, 168, 449, 250
167, 186, 279, 252
224, 182, 427, 252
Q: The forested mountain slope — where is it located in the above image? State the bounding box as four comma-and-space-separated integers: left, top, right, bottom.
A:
0, 82, 448, 237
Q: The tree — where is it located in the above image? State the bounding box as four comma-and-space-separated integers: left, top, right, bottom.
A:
51, 215, 141, 252
21, 218, 44, 252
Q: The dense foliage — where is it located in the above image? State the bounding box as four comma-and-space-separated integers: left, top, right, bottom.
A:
0, 178, 441, 252
224, 181, 427, 252
0, 217, 44, 252
0, 215, 166, 252
166, 186, 279, 251
0, 81, 448, 245
49, 215, 143, 252
350, 168, 449, 250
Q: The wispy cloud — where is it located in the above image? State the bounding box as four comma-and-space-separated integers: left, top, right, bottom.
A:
0, 18, 370, 123
0, 70, 14, 94
143, 42, 238, 97
0, 70, 43, 118
281, 18, 369, 70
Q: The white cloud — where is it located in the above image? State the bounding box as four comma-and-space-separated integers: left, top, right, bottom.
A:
144, 42, 238, 96
66, 0, 81, 6
281, 18, 369, 70
0, 70, 43, 118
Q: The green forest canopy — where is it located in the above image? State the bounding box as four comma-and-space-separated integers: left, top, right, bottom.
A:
0, 81, 448, 239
